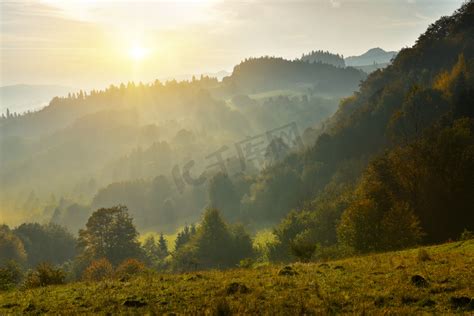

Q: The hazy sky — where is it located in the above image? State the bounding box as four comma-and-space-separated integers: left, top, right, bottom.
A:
0, 0, 465, 89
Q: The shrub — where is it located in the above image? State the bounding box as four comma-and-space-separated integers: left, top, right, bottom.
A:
238, 258, 254, 269
0, 261, 23, 291
82, 258, 113, 281
24, 262, 65, 288
115, 258, 146, 280
210, 298, 232, 316
290, 230, 317, 262
59, 260, 77, 283
0, 226, 27, 265
269, 210, 316, 262
338, 199, 423, 252
417, 249, 431, 262
460, 229, 474, 241
337, 198, 381, 252
380, 203, 424, 251
314, 244, 354, 261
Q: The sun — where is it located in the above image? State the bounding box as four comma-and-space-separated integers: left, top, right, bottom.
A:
129, 44, 148, 61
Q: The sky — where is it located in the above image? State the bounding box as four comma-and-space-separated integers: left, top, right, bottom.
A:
0, 0, 466, 89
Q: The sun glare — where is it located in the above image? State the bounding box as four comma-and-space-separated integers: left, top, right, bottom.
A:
129, 45, 148, 61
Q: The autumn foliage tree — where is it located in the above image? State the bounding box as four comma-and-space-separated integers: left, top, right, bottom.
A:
338, 118, 474, 252
77, 206, 143, 266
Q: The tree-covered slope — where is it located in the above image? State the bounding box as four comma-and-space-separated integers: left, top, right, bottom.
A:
240, 2, 474, 246
222, 56, 365, 96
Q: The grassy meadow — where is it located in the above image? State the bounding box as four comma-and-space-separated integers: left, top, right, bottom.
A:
1, 239, 472, 315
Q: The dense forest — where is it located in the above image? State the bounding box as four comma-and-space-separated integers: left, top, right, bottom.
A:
0, 1, 473, 292
300, 50, 346, 68
0, 45, 365, 232
254, 1, 474, 257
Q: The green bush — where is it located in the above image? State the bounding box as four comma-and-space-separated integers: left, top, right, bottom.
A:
0, 261, 23, 291
314, 244, 354, 261
290, 230, 317, 262
24, 262, 65, 288
238, 258, 254, 269
268, 210, 316, 262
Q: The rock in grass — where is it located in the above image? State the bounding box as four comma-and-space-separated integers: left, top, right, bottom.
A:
278, 266, 298, 276
401, 295, 419, 305
429, 286, 456, 294
123, 297, 147, 308
2, 303, 19, 308
211, 298, 232, 316
23, 303, 47, 313
23, 303, 36, 312
185, 274, 203, 281
411, 275, 428, 287
450, 296, 473, 310
420, 298, 436, 307
226, 282, 250, 295
374, 296, 385, 307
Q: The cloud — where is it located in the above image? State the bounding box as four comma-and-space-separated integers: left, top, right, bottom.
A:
1, 0, 466, 87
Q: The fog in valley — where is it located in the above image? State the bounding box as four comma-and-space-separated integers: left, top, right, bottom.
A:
0, 2, 472, 312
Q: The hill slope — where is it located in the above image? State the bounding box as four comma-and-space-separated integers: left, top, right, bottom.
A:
345, 47, 397, 67
0, 84, 73, 115
1, 240, 472, 314
222, 57, 365, 96
239, 1, 474, 241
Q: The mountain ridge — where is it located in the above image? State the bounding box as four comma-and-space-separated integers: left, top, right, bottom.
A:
345, 47, 397, 66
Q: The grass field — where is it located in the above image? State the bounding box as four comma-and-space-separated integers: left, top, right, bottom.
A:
1, 240, 473, 314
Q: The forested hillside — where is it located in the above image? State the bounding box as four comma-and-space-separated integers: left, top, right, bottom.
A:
0, 3, 473, 307
0, 84, 73, 115
222, 57, 364, 96
1, 1, 473, 313
0, 52, 360, 232
235, 1, 474, 259
301, 50, 346, 68
1, 2, 472, 250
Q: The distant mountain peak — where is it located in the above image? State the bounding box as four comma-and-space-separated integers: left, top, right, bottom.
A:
345, 47, 397, 67
365, 47, 386, 54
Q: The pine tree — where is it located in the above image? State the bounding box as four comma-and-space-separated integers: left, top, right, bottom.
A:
158, 233, 168, 258
142, 235, 159, 262
174, 225, 192, 251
